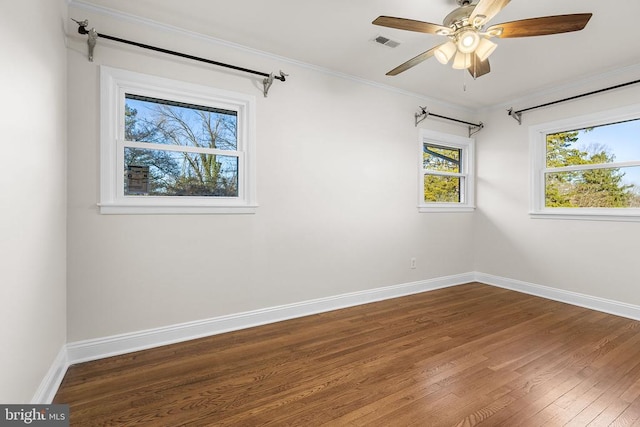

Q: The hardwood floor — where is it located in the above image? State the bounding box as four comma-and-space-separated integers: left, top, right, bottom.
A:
54, 283, 640, 426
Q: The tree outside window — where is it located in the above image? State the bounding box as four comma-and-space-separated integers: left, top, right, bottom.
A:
419, 129, 475, 213
99, 66, 256, 214
530, 106, 640, 220
423, 144, 462, 203
544, 121, 640, 208
124, 95, 239, 198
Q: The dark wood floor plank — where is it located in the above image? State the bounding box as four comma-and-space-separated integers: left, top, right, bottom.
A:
54, 283, 640, 426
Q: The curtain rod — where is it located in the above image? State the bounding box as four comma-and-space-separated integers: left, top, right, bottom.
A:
72, 19, 287, 97
415, 107, 484, 137
508, 78, 640, 125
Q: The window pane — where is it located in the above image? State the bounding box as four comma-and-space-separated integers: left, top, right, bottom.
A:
546, 118, 640, 167
545, 166, 640, 208
423, 144, 461, 173
125, 147, 238, 197
424, 174, 462, 203
125, 94, 238, 150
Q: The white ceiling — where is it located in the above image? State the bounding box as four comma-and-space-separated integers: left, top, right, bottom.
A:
73, 0, 640, 110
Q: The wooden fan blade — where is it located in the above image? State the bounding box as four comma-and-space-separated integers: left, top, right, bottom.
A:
487, 13, 592, 38
470, 0, 511, 25
386, 46, 439, 76
373, 16, 451, 36
468, 55, 491, 79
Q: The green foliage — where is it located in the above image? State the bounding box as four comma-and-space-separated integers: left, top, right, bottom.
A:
424, 175, 461, 203
545, 131, 636, 208
423, 145, 461, 203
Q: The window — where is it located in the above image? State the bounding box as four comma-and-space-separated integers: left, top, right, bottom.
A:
419, 129, 475, 212
99, 66, 256, 214
530, 105, 640, 221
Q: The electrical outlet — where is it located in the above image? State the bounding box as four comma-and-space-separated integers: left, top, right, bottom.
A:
410, 257, 416, 269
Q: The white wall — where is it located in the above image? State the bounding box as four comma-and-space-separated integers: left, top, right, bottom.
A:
65, 6, 476, 341
0, 0, 636, 405
0, 0, 67, 402
4, 0, 636, 402
475, 70, 640, 306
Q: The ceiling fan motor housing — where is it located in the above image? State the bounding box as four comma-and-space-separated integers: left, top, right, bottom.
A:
372, 0, 593, 78
444, 5, 476, 29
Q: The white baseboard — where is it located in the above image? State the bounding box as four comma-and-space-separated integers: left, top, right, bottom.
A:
66, 273, 474, 365
474, 272, 640, 321
48, 271, 640, 403
31, 346, 68, 404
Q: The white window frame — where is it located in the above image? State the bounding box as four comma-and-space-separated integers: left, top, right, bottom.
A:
99, 66, 257, 214
530, 104, 640, 222
419, 129, 475, 213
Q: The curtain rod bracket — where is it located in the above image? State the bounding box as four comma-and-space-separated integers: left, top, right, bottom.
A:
507, 108, 522, 125
87, 27, 98, 62
71, 19, 287, 96
263, 71, 288, 97
507, 79, 640, 124
72, 18, 97, 61
415, 106, 429, 127
469, 122, 484, 138
416, 106, 484, 137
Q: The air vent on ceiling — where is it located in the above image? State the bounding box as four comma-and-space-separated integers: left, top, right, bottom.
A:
373, 35, 400, 48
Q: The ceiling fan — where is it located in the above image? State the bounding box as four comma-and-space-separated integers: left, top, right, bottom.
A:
373, 0, 592, 78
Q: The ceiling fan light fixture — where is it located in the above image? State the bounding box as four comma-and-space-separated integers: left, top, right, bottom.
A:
434, 41, 457, 64
475, 37, 497, 62
452, 51, 471, 69
372, 4, 593, 79
456, 30, 480, 54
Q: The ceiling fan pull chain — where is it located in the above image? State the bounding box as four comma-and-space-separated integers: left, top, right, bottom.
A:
463, 68, 467, 92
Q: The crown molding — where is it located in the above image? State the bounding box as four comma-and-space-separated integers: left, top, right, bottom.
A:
484, 61, 640, 114
67, 2, 640, 127
67, 0, 474, 114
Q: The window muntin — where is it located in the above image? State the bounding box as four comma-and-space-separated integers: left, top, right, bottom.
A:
544, 120, 640, 209
123, 95, 240, 198
419, 130, 474, 212
530, 106, 640, 220
546, 120, 640, 167
99, 66, 256, 214
545, 166, 640, 208
423, 144, 463, 203
124, 147, 239, 197
125, 94, 238, 150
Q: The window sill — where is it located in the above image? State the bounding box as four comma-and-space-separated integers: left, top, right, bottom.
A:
530, 209, 640, 222
98, 203, 258, 215
419, 206, 475, 213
